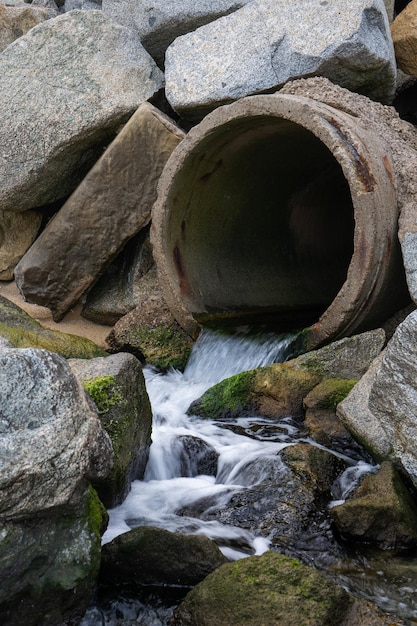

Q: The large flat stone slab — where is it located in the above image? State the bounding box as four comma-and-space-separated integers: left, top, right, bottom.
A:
165, 0, 396, 119
14, 103, 184, 321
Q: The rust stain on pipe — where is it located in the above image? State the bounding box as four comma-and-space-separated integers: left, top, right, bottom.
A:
328, 117, 376, 192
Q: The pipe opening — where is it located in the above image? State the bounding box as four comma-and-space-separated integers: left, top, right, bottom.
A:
166, 116, 355, 330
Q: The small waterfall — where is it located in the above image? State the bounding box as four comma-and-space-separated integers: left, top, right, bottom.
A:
84, 328, 413, 625
102, 328, 297, 549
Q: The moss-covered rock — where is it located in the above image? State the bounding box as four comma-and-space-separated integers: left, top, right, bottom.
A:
0, 485, 108, 626
331, 461, 417, 550
304, 378, 357, 411
281, 443, 347, 494
106, 267, 195, 371
100, 525, 227, 588
172, 550, 351, 626
303, 378, 363, 455
0, 295, 106, 359
70, 353, 153, 508
189, 329, 384, 420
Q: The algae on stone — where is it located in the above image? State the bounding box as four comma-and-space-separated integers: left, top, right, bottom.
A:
71, 353, 153, 508
0, 295, 106, 359
173, 550, 351, 626
0, 485, 108, 625
331, 461, 417, 550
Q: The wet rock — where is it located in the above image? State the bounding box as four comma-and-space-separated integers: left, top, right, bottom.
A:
189, 329, 385, 420
165, 0, 396, 119
69, 352, 153, 508
172, 551, 351, 626
102, 0, 251, 68
0, 486, 108, 626
331, 461, 417, 549
181, 444, 346, 565
174, 435, 219, 477
0, 295, 107, 358
100, 525, 227, 588
15, 102, 182, 321
0, 10, 163, 213
391, 0, 417, 76
81, 226, 154, 325
107, 267, 195, 371
0, 2, 57, 52
337, 310, 417, 489
0, 344, 112, 624
0, 209, 41, 279
303, 378, 363, 456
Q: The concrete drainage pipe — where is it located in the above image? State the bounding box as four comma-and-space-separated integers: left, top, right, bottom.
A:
151, 92, 410, 350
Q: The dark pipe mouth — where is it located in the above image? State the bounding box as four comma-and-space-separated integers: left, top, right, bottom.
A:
166, 116, 354, 331
152, 93, 406, 348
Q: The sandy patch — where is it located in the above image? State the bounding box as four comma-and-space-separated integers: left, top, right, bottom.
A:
0, 281, 112, 349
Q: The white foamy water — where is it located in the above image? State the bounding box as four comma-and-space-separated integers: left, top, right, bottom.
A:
102, 329, 298, 555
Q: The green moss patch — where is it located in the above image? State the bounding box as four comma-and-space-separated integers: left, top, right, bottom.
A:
0, 296, 106, 359
188, 369, 256, 419
174, 551, 351, 626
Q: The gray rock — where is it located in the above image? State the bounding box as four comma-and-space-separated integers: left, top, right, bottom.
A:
102, 0, 251, 67
0, 10, 163, 213
0, 209, 41, 279
337, 310, 417, 489
165, 0, 396, 119
0, 344, 113, 623
0, 485, 108, 625
69, 352, 153, 508
14, 102, 183, 321
0, 345, 113, 518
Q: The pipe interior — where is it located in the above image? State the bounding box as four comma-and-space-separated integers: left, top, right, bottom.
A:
167, 116, 355, 330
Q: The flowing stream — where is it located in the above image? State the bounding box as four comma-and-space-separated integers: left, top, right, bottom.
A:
82, 329, 417, 625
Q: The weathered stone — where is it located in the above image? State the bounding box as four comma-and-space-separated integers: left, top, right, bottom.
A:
189, 329, 385, 420
0, 209, 41, 279
100, 525, 227, 588
0, 486, 108, 625
107, 267, 195, 371
102, 0, 251, 67
81, 226, 154, 325
0, 345, 113, 518
172, 551, 351, 626
180, 443, 346, 565
165, 0, 396, 119
69, 352, 153, 508
0, 10, 163, 213
0, 294, 107, 359
14, 102, 183, 321
303, 379, 362, 455
391, 0, 417, 77
331, 461, 417, 549
338, 311, 417, 489
0, 2, 57, 52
